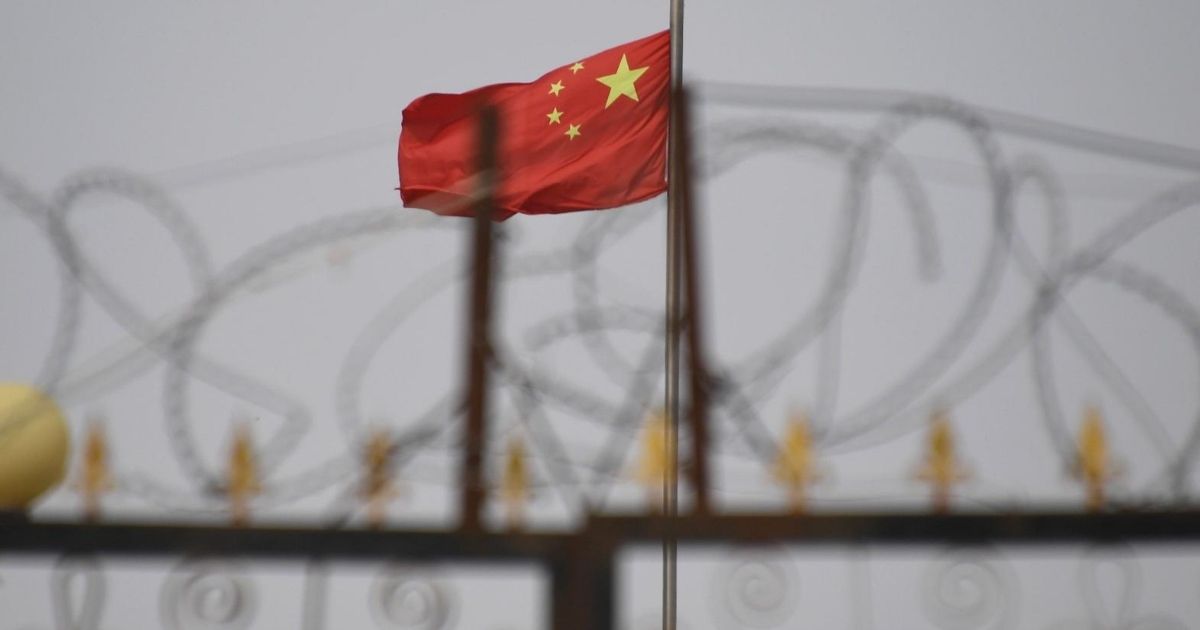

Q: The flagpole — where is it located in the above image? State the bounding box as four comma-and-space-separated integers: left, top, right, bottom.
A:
665, 1, 685, 630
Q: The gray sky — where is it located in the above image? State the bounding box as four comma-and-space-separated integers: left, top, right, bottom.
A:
4, 2, 1200, 627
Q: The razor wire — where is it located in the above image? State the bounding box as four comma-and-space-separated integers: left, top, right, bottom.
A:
4, 90, 1200, 518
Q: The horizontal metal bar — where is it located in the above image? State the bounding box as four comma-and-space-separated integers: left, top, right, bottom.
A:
5, 511, 1200, 559
0, 513, 568, 561
588, 511, 1200, 546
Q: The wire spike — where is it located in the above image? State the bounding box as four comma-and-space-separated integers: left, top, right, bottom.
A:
772, 409, 821, 514
502, 435, 530, 530
916, 409, 970, 513
226, 421, 261, 527
634, 409, 669, 512
74, 417, 114, 522
1075, 404, 1115, 511
361, 427, 399, 529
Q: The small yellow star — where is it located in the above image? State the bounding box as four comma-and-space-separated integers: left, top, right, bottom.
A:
548, 80, 565, 96
564, 123, 581, 140
570, 62, 585, 74
546, 108, 563, 125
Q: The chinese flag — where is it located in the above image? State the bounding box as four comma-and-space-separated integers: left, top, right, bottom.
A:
398, 31, 669, 220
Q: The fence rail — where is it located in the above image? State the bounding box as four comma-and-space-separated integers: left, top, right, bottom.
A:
6, 510, 1200, 630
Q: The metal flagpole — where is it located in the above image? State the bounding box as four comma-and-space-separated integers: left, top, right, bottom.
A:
665, 1, 685, 630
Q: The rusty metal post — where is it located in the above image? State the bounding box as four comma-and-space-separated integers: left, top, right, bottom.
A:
550, 538, 616, 630
676, 89, 711, 516
461, 105, 499, 533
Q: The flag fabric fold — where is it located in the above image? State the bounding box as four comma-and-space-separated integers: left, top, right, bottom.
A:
398, 30, 670, 219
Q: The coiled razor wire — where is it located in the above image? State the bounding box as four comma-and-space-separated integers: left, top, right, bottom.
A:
4, 90, 1200, 516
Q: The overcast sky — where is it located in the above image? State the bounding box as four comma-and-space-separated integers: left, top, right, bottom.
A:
5, 2, 1200, 628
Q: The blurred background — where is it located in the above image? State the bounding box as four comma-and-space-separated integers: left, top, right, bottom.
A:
3, 1, 1200, 628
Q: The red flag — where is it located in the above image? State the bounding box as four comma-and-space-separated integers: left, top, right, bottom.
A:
398, 31, 669, 219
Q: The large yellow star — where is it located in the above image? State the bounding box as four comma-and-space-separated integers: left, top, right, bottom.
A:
564, 123, 582, 140
546, 108, 563, 125
596, 54, 648, 108
548, 80, 565, 96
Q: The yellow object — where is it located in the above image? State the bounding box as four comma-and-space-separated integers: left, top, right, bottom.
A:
1075, 405, 1115, 511
74, 419, 114, 520
0, 383, 71, 509
596, 54, 649, 108
634, 409, 671, 511
226, 423, 261, 526
916, 409, 969, 512
502, 436, 529, 529
361, 428, 398, 528
635, 411, 668, 475
773, 410, 821, 513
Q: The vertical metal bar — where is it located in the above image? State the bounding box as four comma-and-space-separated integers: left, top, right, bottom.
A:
678, 91, 710, 516
550, 539, 616, 630
590, 544, 617, 630
550, 553, 573, 630
665, 2, 685, 629
461, 105, 499, 533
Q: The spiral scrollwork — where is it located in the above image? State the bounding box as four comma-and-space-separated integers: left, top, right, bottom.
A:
921, 549, 1015, 630
368, 565, 456, 630
711, 548, 800, 629
160, 560, 257, 630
